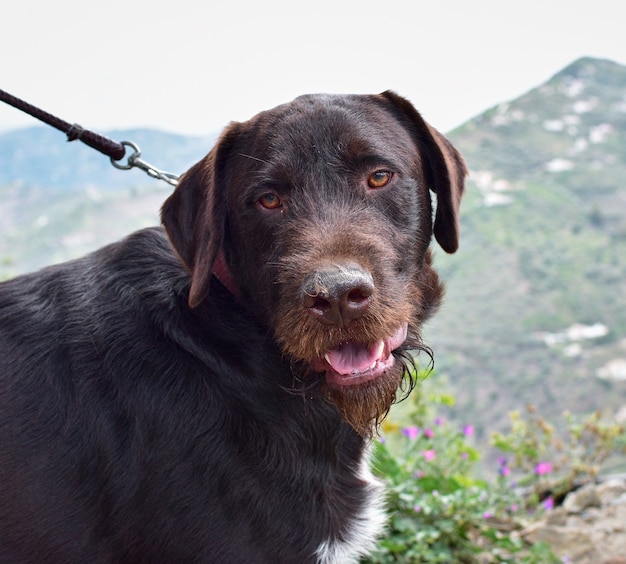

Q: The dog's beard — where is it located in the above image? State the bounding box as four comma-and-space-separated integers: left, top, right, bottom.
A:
287, 340, 426, 437
320, 344, 426, 436
321, 369, 403, 437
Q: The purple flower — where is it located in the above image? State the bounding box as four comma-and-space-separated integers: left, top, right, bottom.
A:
483, 511, 493, 519
463, 424, 475, 437
499, 465, 511, 477
542, 497, 554, 510
423, 428, 435, 439
423, 449, 436, 461
413, 505, 422, 513
534, 462, 553, 475
434, 417, 445, 426
402, 426, 420, 440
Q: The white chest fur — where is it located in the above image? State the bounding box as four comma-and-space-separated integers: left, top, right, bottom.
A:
315, 446, 387, 563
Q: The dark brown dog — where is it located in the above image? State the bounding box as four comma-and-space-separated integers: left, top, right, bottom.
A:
0, 91, 465, 562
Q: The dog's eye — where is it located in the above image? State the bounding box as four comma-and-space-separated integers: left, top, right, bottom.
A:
258, 193, 283, 210
367, 171, 393, 189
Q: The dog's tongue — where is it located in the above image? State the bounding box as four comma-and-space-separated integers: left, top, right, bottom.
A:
315, 324, 408, 380
324, 341, 384, 375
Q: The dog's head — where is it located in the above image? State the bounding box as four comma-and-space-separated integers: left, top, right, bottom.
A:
162, 91, 466, 434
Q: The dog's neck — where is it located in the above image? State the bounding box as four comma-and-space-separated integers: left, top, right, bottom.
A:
213, 249, 242, 300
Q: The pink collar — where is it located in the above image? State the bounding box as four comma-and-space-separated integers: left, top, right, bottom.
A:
212, 249, 242, 300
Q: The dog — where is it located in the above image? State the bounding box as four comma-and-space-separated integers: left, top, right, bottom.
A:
0, 91, 465, 563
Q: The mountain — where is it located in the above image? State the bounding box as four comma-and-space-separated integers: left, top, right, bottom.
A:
1, 57, 625, 451
426, 57, 626, 440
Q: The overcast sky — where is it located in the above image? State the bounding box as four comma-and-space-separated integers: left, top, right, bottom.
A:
1, 0, 624, 138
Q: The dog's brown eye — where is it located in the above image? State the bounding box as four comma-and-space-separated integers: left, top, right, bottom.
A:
258, 193, 282, 210
367, 171, 393, 189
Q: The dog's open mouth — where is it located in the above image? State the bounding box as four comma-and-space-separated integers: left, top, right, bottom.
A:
312, 323, 408, 386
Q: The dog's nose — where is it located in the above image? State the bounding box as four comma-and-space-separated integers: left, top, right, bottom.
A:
301, 265, 374, 326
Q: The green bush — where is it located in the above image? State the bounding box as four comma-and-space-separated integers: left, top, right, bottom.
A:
364, 376, 562, 563
491, 405, 626, 503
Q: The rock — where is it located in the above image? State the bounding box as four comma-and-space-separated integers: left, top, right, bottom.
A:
597, 478, 626, 506
581, 506, 602, 522
521, 523, 595, 560
545, 506, 568, 526
563, 483, 601, 513
523, 484, 626, 563
613, 492, 626, 506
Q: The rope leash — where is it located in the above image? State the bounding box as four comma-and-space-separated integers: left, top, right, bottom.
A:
0, 88, 180, 187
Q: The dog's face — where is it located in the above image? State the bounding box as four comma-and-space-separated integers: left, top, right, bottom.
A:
162, 91, 465, 434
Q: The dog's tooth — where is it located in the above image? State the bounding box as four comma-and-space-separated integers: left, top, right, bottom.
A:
375, 340, 384, 360
324, 353, 332, 365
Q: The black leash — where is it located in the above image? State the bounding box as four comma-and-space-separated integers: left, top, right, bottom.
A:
0, 88, 179, 186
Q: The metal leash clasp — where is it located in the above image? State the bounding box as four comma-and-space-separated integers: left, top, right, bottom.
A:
110, 141, 179, 186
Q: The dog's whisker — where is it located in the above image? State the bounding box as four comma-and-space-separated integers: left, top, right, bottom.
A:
237, 152, 270, 164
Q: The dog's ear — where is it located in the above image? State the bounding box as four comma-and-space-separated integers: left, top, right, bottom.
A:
161, 123, 240, 308
379, 91, 467, 253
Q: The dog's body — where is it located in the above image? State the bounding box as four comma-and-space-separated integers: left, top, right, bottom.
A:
0, 92, 465, 562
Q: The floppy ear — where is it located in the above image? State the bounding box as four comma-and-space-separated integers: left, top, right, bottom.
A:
379, 91, 467, 253
161, 123, 240, 307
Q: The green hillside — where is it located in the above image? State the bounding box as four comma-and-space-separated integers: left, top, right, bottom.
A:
426, 57, 626, 441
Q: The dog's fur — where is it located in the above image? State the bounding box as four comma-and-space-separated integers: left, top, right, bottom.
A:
0, 91, 465, 562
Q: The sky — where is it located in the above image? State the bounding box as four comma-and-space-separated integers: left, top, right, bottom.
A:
1, 0, 624, 138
